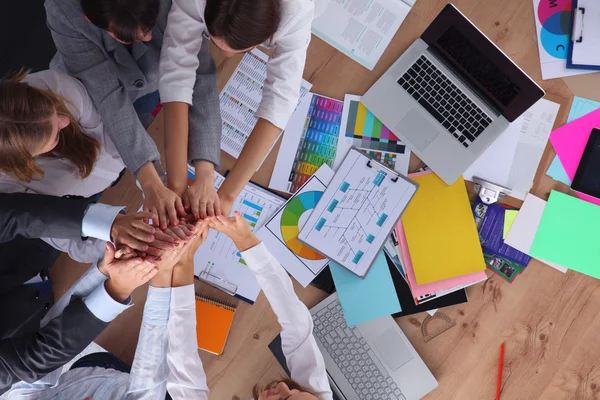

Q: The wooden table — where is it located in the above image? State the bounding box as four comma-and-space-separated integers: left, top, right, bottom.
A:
50, 0, 600, 398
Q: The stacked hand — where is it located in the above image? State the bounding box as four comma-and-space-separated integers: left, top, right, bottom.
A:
205, 212, 259, 252
111, 211, 177, 257
99, 243, 158, 302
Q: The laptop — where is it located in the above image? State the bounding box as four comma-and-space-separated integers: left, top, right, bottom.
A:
362, 4, 544, 184
310, 293, 438, 400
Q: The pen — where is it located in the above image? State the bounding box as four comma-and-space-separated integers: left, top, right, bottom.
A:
496, 342, 505, 400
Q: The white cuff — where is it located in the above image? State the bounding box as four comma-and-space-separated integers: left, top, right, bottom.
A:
158, 84, 194, 105
170, 284, 196, 308
82, 204, 125, 242
83, 282, 133, 323
240, 242, 275, 272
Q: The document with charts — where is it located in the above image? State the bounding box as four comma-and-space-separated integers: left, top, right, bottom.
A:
298, 148, 417, 277
189, 167, 285, 302
219, 48, 312, 158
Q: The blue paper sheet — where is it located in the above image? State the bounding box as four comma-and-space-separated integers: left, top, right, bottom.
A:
330, 251, 401, 327
547, 97, 600, 183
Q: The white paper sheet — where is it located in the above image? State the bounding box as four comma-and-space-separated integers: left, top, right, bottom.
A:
312, 0, 412, 70
192, 170, 286, 301
257, 166, 334, 286
464, 98, 560, 200
299, 148, 417, 276
219, 48, 312, 158
504, 194, 567, 273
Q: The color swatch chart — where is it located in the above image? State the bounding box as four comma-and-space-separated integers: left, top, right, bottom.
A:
345, 98, 406, 153
288, 94, 344, 193
219, 48, 312, 158
299, 149, 417, 276
191, 169, 285, 301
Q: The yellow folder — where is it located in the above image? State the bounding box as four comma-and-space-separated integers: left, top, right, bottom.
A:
401, 172, 485, 284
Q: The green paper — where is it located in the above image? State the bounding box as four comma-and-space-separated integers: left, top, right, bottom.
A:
530, 191, 600, 279
503, 210, 518, 239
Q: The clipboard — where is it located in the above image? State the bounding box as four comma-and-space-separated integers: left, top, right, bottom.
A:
567, 0, 600, 70
189, 166, 286, 304
298, 148, 418, 278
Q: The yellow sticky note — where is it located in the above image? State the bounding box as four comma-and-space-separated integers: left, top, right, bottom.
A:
503, 210, 518, 239
401, 172, 485, 285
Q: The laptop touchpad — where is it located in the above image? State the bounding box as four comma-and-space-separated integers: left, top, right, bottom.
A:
396, 109, 439, 151
373, 329, 413, 371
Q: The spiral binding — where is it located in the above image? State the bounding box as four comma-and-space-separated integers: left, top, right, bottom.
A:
195, 292, 237, 312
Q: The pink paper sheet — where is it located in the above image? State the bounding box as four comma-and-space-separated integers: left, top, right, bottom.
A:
394, 222, 487, 298
549, 109, 600, 206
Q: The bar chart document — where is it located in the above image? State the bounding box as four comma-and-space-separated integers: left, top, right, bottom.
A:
190, 169, 285, 302
298, 149, 417, 277
219, 48, 312, 158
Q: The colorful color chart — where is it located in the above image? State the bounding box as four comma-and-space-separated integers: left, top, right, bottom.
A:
345, 99, 406, 153
288, 95, 344, 193
364, 150, 397, 170
280, 191, 325, 260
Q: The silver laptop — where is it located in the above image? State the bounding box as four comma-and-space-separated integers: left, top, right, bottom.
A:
362, 4, 544, 184
311, 294, 438, 400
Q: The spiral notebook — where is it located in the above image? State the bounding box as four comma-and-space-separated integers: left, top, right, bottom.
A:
195, 294, 237, 355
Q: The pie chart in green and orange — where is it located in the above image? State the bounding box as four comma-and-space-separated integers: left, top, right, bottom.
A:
280, 191, 325, 260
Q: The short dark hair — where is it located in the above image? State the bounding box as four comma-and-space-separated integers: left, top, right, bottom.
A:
205, 0, 282, 51
81, 0, 160, 43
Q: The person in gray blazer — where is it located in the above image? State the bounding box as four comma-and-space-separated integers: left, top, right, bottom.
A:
45, 0, 222, 230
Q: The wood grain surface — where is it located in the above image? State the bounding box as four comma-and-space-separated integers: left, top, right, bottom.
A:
49, 1, 600, 398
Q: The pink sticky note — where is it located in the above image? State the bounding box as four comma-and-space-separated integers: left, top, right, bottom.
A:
549, 109, 600, 206
394, 222, 487, 298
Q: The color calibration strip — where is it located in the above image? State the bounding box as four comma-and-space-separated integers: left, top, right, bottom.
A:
345, 100, 406, 154
288, 95, 344, 193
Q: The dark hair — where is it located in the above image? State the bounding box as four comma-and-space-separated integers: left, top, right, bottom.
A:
205, 0, 282, 51
252, 378, 318, 400
81, 0, 160, 43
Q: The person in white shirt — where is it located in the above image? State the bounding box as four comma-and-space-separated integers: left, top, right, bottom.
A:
0, 70, 193, 262
207, 212, 333, 400
2, 212, 333, 400
160, 0, 324, 217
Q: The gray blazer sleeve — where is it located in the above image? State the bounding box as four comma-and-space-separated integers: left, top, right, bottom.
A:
0, 298, 108, 394
188, 38, 221, 169
45, 7, 161, 175
0, 193, 89, 243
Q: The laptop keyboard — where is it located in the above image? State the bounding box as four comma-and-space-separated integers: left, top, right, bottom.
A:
313, 300, 406, 400
397, 55, 493, 148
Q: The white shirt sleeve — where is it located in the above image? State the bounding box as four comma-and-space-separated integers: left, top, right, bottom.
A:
41, 263, 108, 327
159, 0, 207, 105
81, 203, 125, 241
127, 286, 172, 400
83, 282, 133, 323
165, 284, 210, 400
241, 242, 333, 399
255, 5, 314, 130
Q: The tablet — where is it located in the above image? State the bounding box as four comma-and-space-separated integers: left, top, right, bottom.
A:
571, 128, 600, 199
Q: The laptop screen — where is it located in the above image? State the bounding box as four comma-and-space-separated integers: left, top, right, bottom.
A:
422, 4, 544, 122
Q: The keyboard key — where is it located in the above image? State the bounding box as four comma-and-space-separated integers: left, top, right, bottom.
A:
418, 98, 444, 124
463, 142, 469, 148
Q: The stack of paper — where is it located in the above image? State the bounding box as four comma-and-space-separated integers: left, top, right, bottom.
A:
401, 171, 486, 284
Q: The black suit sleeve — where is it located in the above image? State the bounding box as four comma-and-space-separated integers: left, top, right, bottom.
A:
0, 298, 108, 394
0, 193, 90, 243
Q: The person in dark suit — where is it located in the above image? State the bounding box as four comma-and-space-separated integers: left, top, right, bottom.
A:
0, 242, 160, 394
0, 192, 177, 338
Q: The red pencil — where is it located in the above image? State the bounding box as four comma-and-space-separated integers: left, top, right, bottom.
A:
496, 343, 505, 400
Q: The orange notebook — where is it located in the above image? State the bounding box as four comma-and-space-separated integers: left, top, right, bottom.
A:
195, 294, 237, 355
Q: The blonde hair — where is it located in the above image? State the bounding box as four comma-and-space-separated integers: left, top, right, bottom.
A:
0, 71, 100, 182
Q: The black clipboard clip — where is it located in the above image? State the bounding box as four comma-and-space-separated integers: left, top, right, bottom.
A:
363, 149, 400, 183
572, 7, 585, 43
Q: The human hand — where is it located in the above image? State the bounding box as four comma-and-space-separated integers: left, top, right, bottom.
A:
142, 180, 186, 229
162, 219, 197, 244
183, 161, 220, 219
217, 195, 234, 217
206, 212, 259, 252
99, 243, 158, 302
111, 211, 158, 253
